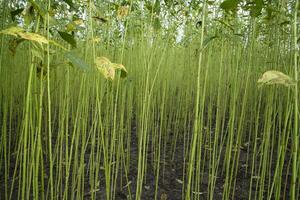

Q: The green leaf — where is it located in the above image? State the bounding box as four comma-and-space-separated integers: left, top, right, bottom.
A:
62, 0, 74, 8
153, 17, 161, 30
28, 0, 47, 18
24, 6, 35, 26
207, 1, 214, 5
58, 31, 77, 48
220, 0, 239, 11
65, 51, 91, 71
154, 0, 161, 14
202, 35, 218, 48
145, 2, 153, 12
10, 8, 24, 21
250, 0, 263, 17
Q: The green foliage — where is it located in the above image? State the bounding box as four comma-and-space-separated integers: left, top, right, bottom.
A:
220, 0, 240, 11
153, 17, 161, 30
58, 31, 77, 48
0, 1, 299, 200
62, 0, 74, 9
250, 0, 264, 17
28, 0, 47, 18
10, 8, 24, 21
64, 50, 91, 71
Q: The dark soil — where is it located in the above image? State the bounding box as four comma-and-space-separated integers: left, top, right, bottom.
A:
0, 125, 294, 200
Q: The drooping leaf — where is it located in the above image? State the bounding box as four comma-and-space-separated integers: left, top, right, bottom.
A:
0, 27, 49, 45
220, 0, 240, 11
58, 31, 76, 48
1, 26, 67, 51
0, 26, 24, 37
112, 63, 128, 78
65, 51, 91, 71
257, 70, 296, 87
18, 32, 49, 44
10, 8, 24, 21
95, 57, 127, 80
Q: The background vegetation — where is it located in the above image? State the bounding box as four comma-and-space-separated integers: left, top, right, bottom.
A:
0, 0, 299, 199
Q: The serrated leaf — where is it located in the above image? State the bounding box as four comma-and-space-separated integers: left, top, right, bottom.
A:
58, 31, 76, 48
258, 70, 296, 87
65, 51, 91, 71
10, 8, 24, 21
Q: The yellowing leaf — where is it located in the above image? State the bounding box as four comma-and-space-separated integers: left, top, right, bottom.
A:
90, 37, 101, 43
0, 26, 24, 37
66, 23, 75, 32
112, 63, 128, 78
258, 70, 296, 87
117, 6, 129, 19
95, 57, 127, 80
107, 66, 116, 80
73, 19, 83, 25
18, 32, 49, 44
0, 26, 49, 45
